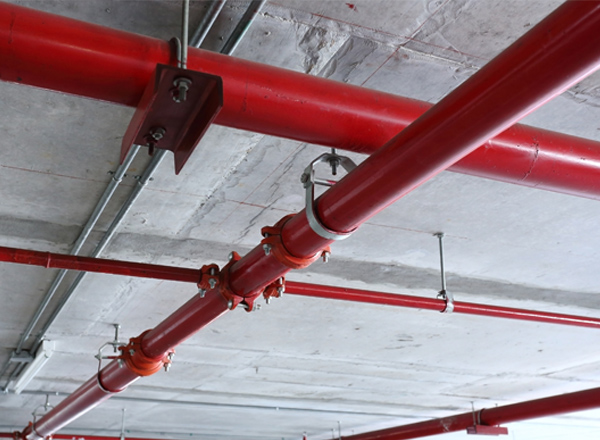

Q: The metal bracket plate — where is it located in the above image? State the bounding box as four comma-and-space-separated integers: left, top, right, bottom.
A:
121, 64, 223, 174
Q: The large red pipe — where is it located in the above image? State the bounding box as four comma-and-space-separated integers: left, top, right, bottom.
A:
2, 2, 600, 200
342, 386, 600, 440
2, 245, 600, 330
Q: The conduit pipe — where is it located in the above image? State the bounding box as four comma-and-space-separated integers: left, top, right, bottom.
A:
2, 2, 600, 200
2, 245, 600, 330
15, 2, 600, 437
0, 146, 140, 389
342, 386, 600, 440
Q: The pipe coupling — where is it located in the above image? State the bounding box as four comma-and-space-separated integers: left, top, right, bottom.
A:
120, 331, 174, 377
260, 215, 331, 269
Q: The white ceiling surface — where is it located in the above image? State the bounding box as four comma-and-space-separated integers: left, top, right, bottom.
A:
1, 1, 600, 440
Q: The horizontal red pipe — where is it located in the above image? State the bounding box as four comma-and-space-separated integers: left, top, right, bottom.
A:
0, 246, 200, 283
2, 245, 599, 330
2, 2, 600, 200
284, 281, 600, 330
343, 386, 600, 440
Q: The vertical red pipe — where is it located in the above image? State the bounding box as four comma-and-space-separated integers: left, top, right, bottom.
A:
228, 0, 600, 296
3, 2, 600, 200
342, 386, 600, 440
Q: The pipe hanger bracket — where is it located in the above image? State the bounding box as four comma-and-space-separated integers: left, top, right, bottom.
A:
301, 152, 358, 241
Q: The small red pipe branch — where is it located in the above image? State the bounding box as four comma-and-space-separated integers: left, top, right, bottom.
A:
2, 245, 599, 330
0, 246, 200, 283
284, 282, 600, 330
342, 386, 600, 440
2, 2, 600, 200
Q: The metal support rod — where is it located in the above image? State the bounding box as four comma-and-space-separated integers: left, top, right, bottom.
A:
3, 3, 600, 200
181, 0, 189, 69
1, 246, 600, 330
435, 233, 446, 293
119, 408, 126, 440
341, 386, 600, 440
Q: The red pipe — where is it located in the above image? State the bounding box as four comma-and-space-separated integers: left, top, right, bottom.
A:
2, 2, 600, 200
342, 386, 600, 440
2, 244, 599, 330
0, 246, 200, 283
284, 282, 600, 330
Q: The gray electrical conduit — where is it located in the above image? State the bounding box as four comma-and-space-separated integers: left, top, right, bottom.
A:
3, 0, 268, 390
0, 145, 141, 388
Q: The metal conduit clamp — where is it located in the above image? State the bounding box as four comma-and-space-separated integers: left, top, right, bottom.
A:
261, 215, 331, 268
301, 150, 358, 242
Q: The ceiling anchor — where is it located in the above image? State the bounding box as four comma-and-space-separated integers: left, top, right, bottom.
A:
301, 151, 358, 241
434, 233, 454, 313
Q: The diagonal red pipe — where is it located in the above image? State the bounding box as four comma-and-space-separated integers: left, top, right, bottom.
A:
342, 386, 600, 440
2, 245, 600, 330
13, 1, 600, 438
2, 2, 600, 199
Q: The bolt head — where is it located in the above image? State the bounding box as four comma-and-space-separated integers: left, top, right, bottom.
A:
227, 299, 234, 309
322, 251, 331, 263
228, 252, 234, 261
198, 288, 206, 298
209, 278, 217, 289
263, 243, 271, 255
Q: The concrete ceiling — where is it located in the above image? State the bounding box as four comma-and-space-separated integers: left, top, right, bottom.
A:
1, 1, 600, 439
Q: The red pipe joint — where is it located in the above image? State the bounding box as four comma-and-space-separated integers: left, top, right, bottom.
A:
120, 331, 174, 377
260, 215, 331, 269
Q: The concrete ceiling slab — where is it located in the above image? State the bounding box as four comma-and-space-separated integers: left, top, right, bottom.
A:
1, 1, 600, 440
